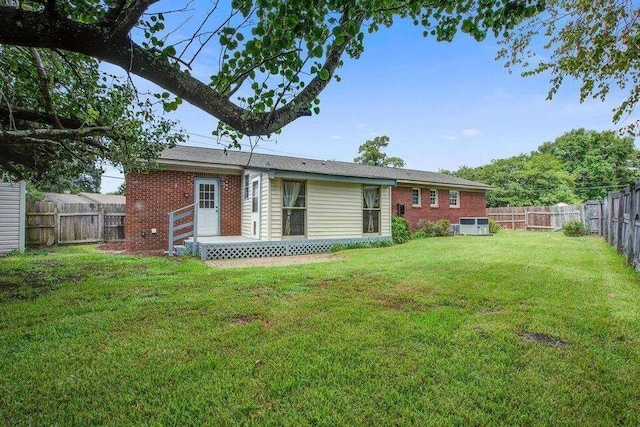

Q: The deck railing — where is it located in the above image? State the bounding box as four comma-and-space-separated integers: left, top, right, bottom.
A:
168, 203, 197, 256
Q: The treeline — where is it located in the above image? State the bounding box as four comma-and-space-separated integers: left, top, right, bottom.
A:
443, 129, 640, 207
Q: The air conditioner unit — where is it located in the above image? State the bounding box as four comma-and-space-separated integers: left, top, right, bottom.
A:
458, 217, 490, 236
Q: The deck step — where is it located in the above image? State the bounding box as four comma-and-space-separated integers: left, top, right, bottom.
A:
174, 245, 190, 256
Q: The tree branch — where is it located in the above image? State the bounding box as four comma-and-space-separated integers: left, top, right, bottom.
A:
0, 107, 86, 129
107, 0, 160, 37
1, 127, 112, 147
28, 47, 63, 129
265, 8, 366, 131
0, 5, 357, 136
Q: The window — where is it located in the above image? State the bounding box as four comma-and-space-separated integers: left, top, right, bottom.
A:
430, 189, 438, 207
243, 175, 250, 199
412, 188, 421, 206
282, 180, 306, 236
251, 180, 259, 213
449, 190, 459, 208
363, 185, 381, 234
198, 183, 216, 208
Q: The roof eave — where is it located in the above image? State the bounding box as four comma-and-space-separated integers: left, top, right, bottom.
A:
159, 159, 244, 174
396, 179, 493, 191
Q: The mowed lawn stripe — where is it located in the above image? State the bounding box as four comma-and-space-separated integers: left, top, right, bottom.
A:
1, 231, 639, 425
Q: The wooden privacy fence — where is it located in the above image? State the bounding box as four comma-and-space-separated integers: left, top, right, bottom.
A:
599, 184, 640, 270
487, 205, 582, 231
26, 202, 125, 245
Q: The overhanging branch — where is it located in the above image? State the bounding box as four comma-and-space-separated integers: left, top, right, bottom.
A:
1, 127, 112, 147
0, 5, 357, 136
0, 107, 86, 129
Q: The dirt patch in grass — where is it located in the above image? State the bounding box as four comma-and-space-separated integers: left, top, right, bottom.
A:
0, 260, 85, 302
207, 253, 339, 269
520, 332, 569, 348
230, 315, 272, 328
96, 242, 125, 253
373, 295, 425, 311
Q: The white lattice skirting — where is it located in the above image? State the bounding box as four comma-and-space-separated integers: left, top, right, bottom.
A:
198, 237, 392, 260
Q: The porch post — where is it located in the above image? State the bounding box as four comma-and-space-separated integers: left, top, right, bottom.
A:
192, 204, 198, 255
168, 211, 174, 256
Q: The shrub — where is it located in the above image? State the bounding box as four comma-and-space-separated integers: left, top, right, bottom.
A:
329, 240, 393, 252
412, 230, 429, 239
563, 220, 588, 237
415, 219, 451, 237
370, 240, 394, 248
489, 218, 501, 234
392, 217, 411, 244
434, 219, 451, 236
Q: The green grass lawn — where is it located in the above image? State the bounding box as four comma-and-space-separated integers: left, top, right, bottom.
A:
1, 231, 639, 425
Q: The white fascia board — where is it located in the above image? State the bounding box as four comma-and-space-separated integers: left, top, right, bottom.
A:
160, 159, 244, 175
396, 180, 493, 191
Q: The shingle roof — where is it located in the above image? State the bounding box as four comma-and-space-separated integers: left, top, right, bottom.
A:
78, 193, 126, 204
160, 145, 492, 190
43, 193, 125, 204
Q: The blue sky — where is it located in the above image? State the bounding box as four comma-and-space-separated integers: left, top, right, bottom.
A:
101, 16, 630, 193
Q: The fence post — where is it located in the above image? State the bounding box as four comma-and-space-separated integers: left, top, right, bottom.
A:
616, 193, 625, 253
53, 204, 59, 245
599, 200, 605, 238
168, 211, 174, 256
627, 184, 637, 266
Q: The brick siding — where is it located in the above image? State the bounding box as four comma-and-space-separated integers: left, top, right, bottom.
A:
391, 186, 487, 230
125, 170, 241, 253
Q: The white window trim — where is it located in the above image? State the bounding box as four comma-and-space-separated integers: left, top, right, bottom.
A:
430, 189, 439, 207
449, 190, 460, 208
363, 185, 381, 235
282, 180, 307, 238
243, 174, 250, 200
412, 188, 421, 207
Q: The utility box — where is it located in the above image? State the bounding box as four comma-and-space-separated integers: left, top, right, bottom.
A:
458, 217, 490, 236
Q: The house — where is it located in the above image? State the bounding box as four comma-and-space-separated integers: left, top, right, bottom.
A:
0, 180, 26, 254
125, 146, 491, 259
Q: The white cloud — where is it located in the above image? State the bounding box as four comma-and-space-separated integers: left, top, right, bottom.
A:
356, 123, 367, 129
440, 128, 482, 141
460, 128, 481, 137
440, 132, 459, 141
331, 135, 342, 140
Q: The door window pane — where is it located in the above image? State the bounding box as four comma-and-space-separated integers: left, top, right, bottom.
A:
252, 181, 259, 213
199, 183, 216, 209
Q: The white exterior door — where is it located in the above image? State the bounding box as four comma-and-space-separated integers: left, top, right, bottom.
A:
250, 177, 260, 239
195, 179, 219, 236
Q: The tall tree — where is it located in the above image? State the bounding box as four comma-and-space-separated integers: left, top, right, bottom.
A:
537, 129, 640, 200
0, 44, 184, 184
0, 0, 542, 147
499, 0, 640, 135
354, 135, 405, 167
448, 153, 579, 207
447, 128, 640, 206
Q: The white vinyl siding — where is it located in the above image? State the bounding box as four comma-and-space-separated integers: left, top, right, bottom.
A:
0, 181, 26, 254
260, 172, 269, 240
241, 171, 261, 238
380, 185, 391, 237
307, 180, 363, 239
269, 177, 283, 240
267, 178, 393, 240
